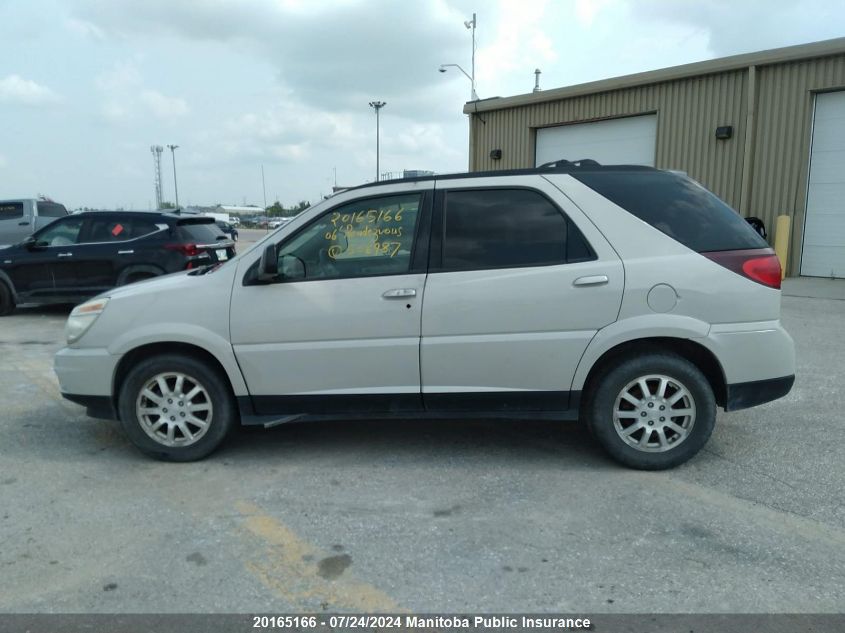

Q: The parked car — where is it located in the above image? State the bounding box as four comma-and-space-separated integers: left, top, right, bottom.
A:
216, 220, 239, 242
0, 211, 234, 315
0, 198, 69, 247
53, 162, 794, 469
267, 218, 288, 229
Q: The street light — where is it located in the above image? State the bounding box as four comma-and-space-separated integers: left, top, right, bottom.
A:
167, 144, 180, 208
368, 101, 386, 182
439, 64, 478, 101
439, 12, 478, 100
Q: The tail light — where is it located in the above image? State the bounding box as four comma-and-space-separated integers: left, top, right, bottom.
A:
702, 249, 782, 289
165, 242, 199, 257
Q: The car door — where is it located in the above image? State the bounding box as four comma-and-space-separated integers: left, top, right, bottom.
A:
420, 175, 624, 412
0, 201, 32, 246
230, 183, 433, 415
10, 216, 85, 299
57, 215, 157, 295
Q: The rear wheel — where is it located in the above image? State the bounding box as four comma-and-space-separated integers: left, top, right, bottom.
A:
584, 353, 716, 470
0, 282, 15, 316
118, 354, 236, 461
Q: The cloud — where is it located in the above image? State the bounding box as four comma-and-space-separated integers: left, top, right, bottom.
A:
0, 74, 61, 105
0, 153, 7, 168
634, 0, 845, 56
72, 0, 468, 118
140, 89, 189, 119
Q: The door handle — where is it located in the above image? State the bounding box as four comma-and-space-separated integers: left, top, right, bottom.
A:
573, 275, 608, 287
57, 252, 73, 258
18, 221, 30, 226
382, 288, 417, 299
118, 250, 134, 255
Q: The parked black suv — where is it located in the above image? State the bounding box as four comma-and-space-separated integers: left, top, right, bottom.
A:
0, 211, 235, 315
216, 220, 239, 241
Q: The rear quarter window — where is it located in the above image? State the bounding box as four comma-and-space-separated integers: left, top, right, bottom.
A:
36, 202, 68, 218
572, 170, 768, 252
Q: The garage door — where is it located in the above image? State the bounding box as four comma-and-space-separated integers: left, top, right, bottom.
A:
802, 91, 845, 278
535, 114, 657, 167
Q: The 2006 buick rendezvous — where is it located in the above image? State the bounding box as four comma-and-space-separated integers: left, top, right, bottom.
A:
54, 162, 795, 469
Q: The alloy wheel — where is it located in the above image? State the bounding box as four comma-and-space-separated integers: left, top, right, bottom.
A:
612, 374, 696, 452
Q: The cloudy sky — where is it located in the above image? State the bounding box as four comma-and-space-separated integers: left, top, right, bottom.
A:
2, 0, 844, 209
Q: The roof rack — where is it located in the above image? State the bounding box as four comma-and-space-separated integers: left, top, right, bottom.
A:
347, 159, 654, 192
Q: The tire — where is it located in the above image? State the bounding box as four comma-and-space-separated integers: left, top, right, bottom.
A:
0, 282, 15, 316
117, 354, 236, 461
584, 353, 716, 470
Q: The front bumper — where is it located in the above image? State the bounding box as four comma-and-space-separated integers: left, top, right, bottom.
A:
54, 347, 119, 418
61, 393, 117, 420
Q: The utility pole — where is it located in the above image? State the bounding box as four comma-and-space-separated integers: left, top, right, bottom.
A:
467, 12, 477, 101
167, 144, 179, 208
368, 101, 386, 181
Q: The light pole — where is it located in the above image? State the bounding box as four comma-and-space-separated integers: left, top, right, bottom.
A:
368, 101, 386, 181
167, 144, 179, 208
439, 12, 478, 100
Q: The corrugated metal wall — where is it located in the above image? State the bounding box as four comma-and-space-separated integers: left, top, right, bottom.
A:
752, 56, 845, 273
468, 53, 845, 275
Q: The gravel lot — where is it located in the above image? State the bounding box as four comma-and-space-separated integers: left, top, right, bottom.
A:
1, 268, 843, 613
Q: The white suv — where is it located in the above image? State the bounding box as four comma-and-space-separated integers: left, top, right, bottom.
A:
54, 164, 795, 469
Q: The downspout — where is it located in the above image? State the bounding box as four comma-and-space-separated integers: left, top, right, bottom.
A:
468, 111, 475, 171
739, 65, 758, 217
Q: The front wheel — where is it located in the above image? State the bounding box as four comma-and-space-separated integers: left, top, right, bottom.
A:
584, 353, 716, 470
118, 354, 236, 461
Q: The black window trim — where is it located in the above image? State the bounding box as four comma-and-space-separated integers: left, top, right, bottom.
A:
243, 189, 433, 286
429, 185, 597, 274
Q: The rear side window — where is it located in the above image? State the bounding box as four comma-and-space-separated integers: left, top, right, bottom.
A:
573, 170, 768, 252
442, 188, 593, 271
179, 221, 226, 243
36, 201, 68, 218
0, 202, 24, 219
85, 217, 161, 242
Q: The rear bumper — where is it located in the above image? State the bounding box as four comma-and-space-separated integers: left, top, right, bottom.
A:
725, 375, 795, 411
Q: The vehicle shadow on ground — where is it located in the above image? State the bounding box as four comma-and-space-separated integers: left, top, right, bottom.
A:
13, 303, 75, 316
222, 417, 613, 469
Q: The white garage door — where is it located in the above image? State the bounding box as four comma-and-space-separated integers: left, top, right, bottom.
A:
802, 91, 845, 278
535, 114, 657, 167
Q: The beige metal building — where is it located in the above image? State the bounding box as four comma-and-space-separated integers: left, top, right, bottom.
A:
464, 37, 845, 278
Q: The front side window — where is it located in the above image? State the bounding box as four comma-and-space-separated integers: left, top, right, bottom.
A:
278, 194, 421, 280
35, 218, 83, 246
442, 189, 575, 271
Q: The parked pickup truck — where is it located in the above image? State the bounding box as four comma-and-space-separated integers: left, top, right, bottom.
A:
0, 198, 69, 248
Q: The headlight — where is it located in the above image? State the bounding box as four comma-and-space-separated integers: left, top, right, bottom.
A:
66, 297, 110, 344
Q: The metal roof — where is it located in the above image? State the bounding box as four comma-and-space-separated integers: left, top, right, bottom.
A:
463, 36, 845, 114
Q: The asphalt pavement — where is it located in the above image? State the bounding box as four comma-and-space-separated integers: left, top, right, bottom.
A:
0, 270, 843, 613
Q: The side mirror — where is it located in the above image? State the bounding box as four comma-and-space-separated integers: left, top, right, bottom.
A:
23, 236, 44, 250
279, 254, 306, 281
257, 243, 278, 281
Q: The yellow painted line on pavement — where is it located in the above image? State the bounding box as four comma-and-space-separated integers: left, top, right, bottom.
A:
235, 501, 402, 612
